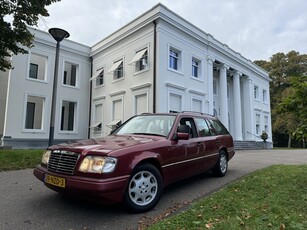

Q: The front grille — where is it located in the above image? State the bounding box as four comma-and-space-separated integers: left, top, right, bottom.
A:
48, 150, 80, 175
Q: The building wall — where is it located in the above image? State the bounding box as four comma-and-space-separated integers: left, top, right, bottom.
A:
2, 28, 91, 148
90, 23, 155, 136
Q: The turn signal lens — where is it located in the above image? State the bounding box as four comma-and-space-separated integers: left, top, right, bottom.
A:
41, 150, 51, 165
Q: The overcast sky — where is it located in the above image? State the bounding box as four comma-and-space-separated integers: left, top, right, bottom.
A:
36, 0, 307, 61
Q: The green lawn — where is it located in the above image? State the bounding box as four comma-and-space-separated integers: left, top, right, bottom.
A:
148, 165, 307, 230
0, 149, 44, 171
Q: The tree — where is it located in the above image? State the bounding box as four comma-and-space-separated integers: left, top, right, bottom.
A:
0, 0, 60, 71
254, 51, 307, 148
278, 75, 307, 147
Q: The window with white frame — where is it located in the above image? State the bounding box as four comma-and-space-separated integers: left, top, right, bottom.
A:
96, 69, 104, 86
93, 103, 103, 133
254, 85, 259, 100
130, 48, 148, 72
134, 93, 148, 115
109, 59, 124, 80
169, 93, 182, 113
255, 113, 261, 135
192, 58, 200, 78
25, 95, 45, 130
63, 62, 78, 87
263, 89, 267, 103
264, 115, 269, 133
192, 98, 202, 113
60, 100, 77, 131
169, 47, 181, 71
112, 99, 123, 121
29, 53, 47, 81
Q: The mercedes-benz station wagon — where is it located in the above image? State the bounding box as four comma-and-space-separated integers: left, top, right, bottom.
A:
33, 112, 235, 212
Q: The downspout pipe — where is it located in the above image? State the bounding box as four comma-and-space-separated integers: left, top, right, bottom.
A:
88, 56, 93, 138
153, 20, 157, 113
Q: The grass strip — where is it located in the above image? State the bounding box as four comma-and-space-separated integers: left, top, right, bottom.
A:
148, 165, 307, 230
0, 149, 44, 171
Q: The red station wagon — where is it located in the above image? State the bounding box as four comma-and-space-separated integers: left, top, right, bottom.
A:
33, 112, 235, 212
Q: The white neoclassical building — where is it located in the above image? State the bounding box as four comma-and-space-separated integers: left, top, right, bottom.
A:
0, 3, 272, 149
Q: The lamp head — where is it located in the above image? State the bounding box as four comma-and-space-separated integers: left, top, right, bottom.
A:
49, 28, 70, 42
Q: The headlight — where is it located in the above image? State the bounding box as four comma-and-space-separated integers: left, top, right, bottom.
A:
78, 156, 117, 173
41, 150, 51, 165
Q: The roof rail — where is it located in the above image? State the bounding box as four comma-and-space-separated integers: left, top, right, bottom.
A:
181, 111, 214, 116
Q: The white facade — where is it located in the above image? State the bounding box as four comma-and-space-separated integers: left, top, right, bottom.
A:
0, 28, 91, 148
0, 4, 272, 148
89, 4, 272, 145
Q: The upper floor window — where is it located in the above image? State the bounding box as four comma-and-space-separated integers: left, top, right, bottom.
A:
254, 85, 259, 100
130, 48, 148, 72
28, 53, 47, 81
29, 63, 38, 79
108, 59, 124, 80
263, 89, 267, 102
96, 69, 104, 86
192, 58, 200, 78
169, 47, 181, 71
63, 62, 78, 87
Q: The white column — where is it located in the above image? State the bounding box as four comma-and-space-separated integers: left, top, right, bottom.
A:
218, 64, 229, 129
207, 56, 215, 115
233, 71, 243, 140
242, 76, 254, 141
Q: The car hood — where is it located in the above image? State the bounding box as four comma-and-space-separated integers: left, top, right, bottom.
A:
49, 135, 162, 154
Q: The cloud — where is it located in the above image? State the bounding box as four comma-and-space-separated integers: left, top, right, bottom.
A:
36, 0, 307, 61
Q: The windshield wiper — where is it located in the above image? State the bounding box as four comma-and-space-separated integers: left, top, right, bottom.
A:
131, 133, 166, 137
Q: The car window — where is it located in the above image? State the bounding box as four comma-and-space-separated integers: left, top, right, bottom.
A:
195, 118, 212, 137
179, 117, 198, 138
114, 115, 175, 137
207, 119, 229, 135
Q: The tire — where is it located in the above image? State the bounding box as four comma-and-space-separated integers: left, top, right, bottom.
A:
123, 164, 163, 213
212, 150, 228, 177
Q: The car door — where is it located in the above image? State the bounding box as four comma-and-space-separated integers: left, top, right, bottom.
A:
162, 117, 203, 184
194, 117, 220, 171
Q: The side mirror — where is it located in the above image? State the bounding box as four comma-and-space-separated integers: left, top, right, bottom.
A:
173, 125, 190, 140
176, 132, 189, 140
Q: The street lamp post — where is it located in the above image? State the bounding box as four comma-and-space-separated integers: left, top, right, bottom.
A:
48, 28, 70, 146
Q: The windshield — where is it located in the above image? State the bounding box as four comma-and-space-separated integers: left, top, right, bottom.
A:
113, 115, 176, 137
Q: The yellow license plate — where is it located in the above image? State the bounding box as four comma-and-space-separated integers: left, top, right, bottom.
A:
44, 174, 66, 188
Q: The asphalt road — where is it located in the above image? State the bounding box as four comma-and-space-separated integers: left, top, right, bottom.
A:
0, 149, 306, 230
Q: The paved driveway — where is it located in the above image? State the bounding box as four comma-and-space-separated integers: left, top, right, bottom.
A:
0, 149, 306, 230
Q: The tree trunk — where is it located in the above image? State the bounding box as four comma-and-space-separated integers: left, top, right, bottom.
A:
287, 134, 292, 148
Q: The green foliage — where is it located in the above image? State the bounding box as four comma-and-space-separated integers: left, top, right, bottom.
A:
0, 149, 44, 171
254, 51, 307, 146
0, 0, 60, 71
148, 165, 307, 230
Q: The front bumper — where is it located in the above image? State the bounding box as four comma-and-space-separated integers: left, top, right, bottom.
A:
33, 166, 130, 204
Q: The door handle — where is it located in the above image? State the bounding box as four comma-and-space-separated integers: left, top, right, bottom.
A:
197, 142, 203, 146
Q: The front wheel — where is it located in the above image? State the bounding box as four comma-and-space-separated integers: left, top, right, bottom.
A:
123, 164, 163, 212
212, 150, 228, 177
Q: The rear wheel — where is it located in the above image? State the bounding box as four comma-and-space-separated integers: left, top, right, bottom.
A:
213, 150, 228, 177
123, 164, 163, 212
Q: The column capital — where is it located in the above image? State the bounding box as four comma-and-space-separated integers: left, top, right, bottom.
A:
207, 55, 215, 64
233, 70, 242, 78
217, 63, 229, 71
